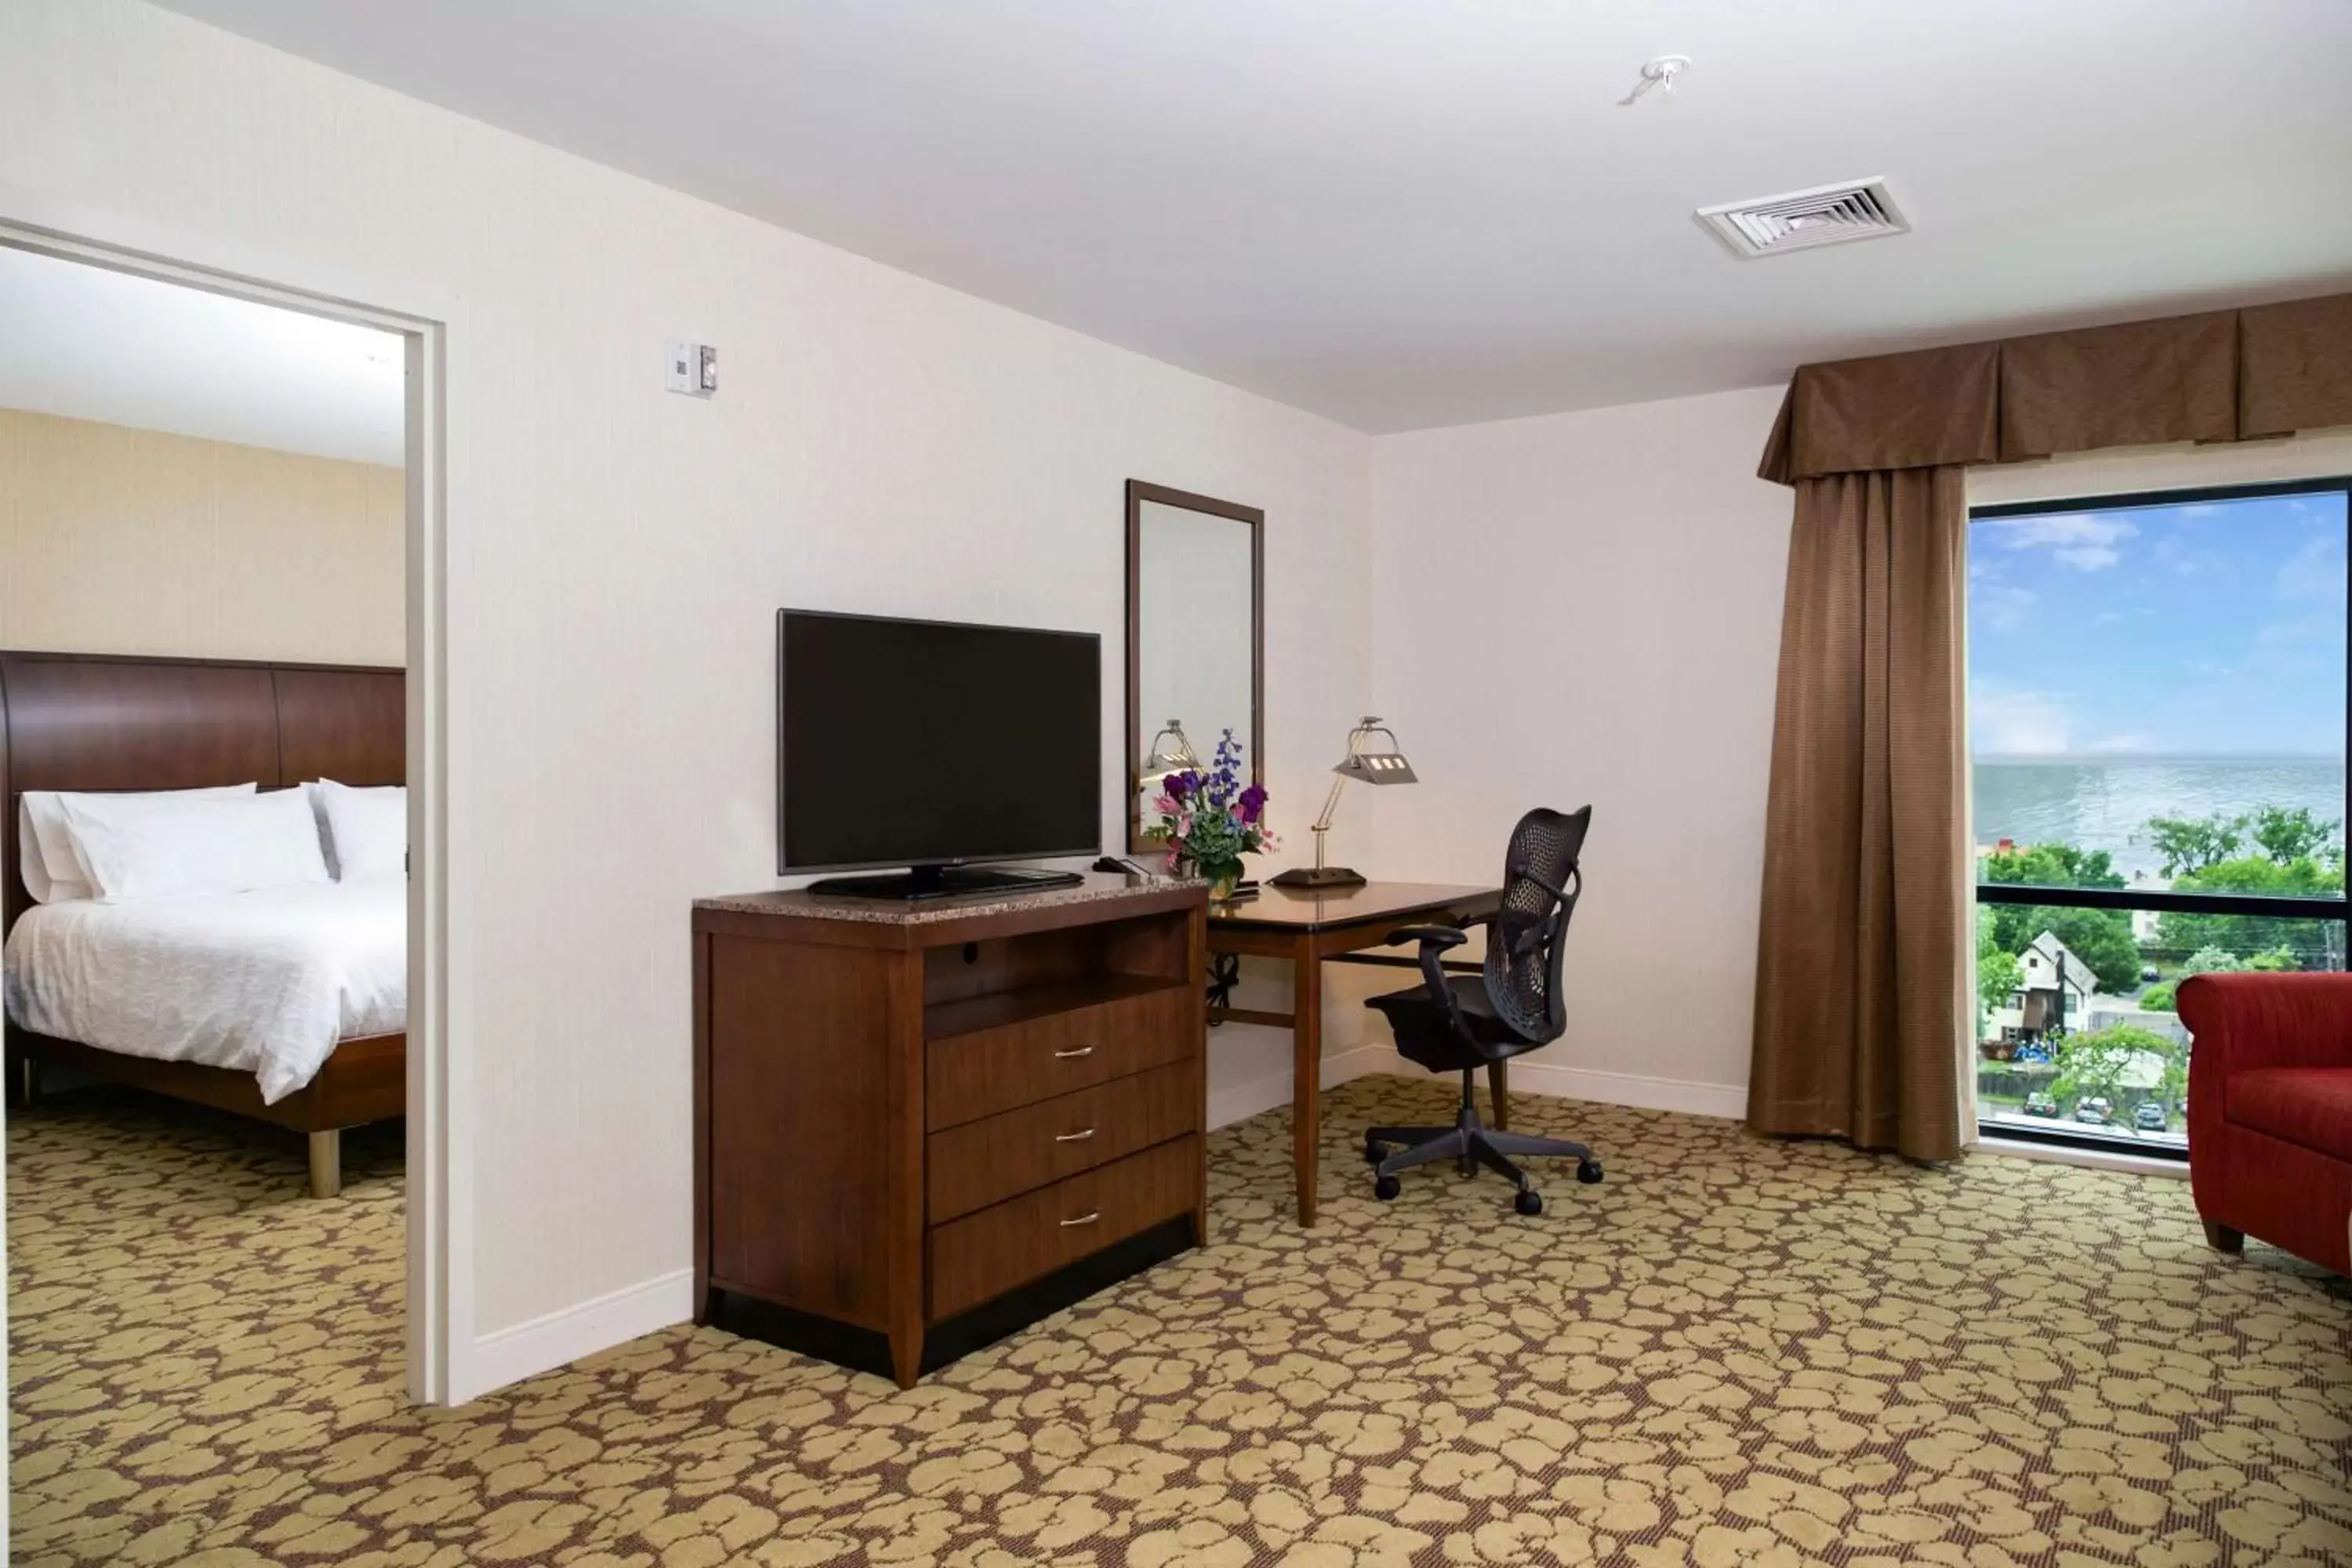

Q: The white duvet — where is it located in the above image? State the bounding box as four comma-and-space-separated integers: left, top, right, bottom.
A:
3, 882, 406, 1105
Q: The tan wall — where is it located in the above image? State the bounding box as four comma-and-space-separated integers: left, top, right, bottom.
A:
0, 408, 403, 666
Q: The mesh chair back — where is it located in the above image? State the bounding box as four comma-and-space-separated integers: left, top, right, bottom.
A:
1483, 806, 1591, 1044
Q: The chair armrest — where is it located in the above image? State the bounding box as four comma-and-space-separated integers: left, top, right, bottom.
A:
2179, 973, 2352, 1076
1387, 926, 1471, 1037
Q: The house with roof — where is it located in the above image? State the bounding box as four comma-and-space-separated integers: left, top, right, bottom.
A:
1987, 931, 2097, 1046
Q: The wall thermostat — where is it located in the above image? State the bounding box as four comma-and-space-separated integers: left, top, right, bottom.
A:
666, 339, 717, 397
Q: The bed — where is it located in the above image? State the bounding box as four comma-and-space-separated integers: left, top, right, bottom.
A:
1, 651, 407, 1198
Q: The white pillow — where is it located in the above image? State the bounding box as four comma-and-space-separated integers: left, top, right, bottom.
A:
59, 786, 330, 903
18, 783, 258, 903
312, 779, 406, 884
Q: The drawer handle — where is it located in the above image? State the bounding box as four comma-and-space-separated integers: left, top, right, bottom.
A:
1060, 1210, 1102, 1228
1055, 1127, 1098, 1143
1053, 1046, 1096, 1059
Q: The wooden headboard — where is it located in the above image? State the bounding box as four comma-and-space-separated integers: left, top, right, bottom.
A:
0, 651, 405, 933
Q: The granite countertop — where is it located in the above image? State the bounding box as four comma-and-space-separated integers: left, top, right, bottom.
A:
695, 870, 1207, 924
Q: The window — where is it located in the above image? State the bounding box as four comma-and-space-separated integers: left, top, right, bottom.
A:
1969, 478, 2350, 1154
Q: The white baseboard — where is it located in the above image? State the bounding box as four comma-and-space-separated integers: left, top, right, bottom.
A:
466, 1266, 695, 1400
1210, 1047, 1748, 1127
1492, 1058, 1748, 1121
1208, 1044, 1396, 1129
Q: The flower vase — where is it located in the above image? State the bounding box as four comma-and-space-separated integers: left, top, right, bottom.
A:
1207, 869, 1241, 903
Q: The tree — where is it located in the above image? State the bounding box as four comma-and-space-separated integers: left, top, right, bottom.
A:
2052, 1023, 2184, 1116
1976, 842, 2141, 992
1977, 945, 2022, 1038
2155, 853, 2345, 967
2141, 812, 2248, 878
2249, 805, 2343, 867
1982, 902, 2142, 993
2137, 946, 2294, 1011
1981, 842, 2126, 891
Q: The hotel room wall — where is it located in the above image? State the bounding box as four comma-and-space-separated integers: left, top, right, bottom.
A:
1364, 385, 1795, 1116
0, 0, 1375, 1368
0, 408, 405, 665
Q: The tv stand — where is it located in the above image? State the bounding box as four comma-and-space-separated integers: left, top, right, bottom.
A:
691, 874, 1210, 1385
807, 864, 1085, 901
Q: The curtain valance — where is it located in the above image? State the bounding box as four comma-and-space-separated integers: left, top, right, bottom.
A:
1759, 291, 2352, 484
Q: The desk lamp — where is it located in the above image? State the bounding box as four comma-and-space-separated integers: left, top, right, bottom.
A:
1270, 716, 1415, 889
1140, 720, 1200, 789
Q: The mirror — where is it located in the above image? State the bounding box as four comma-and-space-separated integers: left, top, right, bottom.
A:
1125, 481, 1264, 855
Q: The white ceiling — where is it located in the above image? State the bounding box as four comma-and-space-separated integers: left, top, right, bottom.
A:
156, 0, 2352, 434
0, 245, 404, 464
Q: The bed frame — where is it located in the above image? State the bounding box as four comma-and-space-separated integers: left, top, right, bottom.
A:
0, 650, 407, 1198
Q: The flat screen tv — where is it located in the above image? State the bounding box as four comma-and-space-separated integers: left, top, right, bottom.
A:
778, 609, 1100, 898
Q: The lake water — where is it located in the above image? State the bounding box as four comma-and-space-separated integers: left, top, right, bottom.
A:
1973, 757, 2345, 880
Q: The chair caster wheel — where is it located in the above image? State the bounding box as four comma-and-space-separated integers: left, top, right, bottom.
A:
1363, 1140, 1384, 1166
1515, 1188, 1543, 1216
1374, 1174, 1401, 1201
1577, 1159, 1604, 1185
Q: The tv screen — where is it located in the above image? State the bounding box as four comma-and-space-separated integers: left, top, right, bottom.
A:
778, 610, 1101, 873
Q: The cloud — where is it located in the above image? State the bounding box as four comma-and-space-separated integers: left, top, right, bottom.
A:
2257, 614, 2338, 648
1971, 685, 2071, 754
2246, 613, 2343, 678
2055, 544, 2122, 570
1979, 511, 2137, 572
1976, 585, 2036, 633
2084, 733, 2154, 753
2278, 531, 2345, 601
2151, 534, 2220, 576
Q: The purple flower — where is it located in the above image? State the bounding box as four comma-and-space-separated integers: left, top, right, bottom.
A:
1238, 782, 1267, 825
1164, 771, 1196, 801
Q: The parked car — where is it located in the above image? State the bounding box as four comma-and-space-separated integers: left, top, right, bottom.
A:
2141, 965, 2162, 982
2075, 1097, 2113, 1126
2024, 1091, 2060, 1118
2134, 1102, 2169, 1131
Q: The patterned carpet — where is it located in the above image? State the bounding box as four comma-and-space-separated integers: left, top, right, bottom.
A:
9, 1076, 2352, 1567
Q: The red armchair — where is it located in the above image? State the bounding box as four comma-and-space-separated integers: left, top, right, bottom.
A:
2180, 971, 2352, 1275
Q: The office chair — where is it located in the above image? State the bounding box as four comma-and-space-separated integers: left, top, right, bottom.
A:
1363, 805, 1599, 1214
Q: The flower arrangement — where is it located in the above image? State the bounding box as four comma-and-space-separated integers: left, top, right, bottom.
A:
1146, 728, 1274, 897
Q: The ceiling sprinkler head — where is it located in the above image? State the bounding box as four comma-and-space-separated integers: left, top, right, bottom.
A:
1620, 54, 1691, 107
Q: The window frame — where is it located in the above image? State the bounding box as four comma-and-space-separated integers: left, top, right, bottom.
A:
1969, 475, 2352, 1159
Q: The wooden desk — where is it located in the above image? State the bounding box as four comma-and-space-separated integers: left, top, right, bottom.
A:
1207, 881, 1502, 1225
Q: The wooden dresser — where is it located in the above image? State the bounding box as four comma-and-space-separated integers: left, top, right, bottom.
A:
691, 874, 1208, 1385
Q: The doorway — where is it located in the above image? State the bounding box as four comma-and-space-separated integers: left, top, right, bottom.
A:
0, 220, 452, 1406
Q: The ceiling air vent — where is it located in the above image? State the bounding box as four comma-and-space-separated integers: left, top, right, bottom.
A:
1696, 177, 1909, 260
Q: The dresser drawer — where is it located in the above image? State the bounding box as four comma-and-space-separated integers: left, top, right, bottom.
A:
927, 1061, 1196, 1222
927, 1135, 1198, 1321
926, 982, 1193, 1131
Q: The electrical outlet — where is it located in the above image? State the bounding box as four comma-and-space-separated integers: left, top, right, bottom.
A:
666, 339, 715, 397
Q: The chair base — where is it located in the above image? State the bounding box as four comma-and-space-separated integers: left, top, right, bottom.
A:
1366, 1069, 1599, 1210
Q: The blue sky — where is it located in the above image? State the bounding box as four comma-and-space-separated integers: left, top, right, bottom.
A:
1969, 488, 2347, 757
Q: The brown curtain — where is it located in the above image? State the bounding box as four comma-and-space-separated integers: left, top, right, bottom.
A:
1749, 466, 1966, 1162
1759, 289, 2352, 483
1748, 287, 2352, 1162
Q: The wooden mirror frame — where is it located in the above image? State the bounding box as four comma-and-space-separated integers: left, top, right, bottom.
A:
1124, 480, 1265, 856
